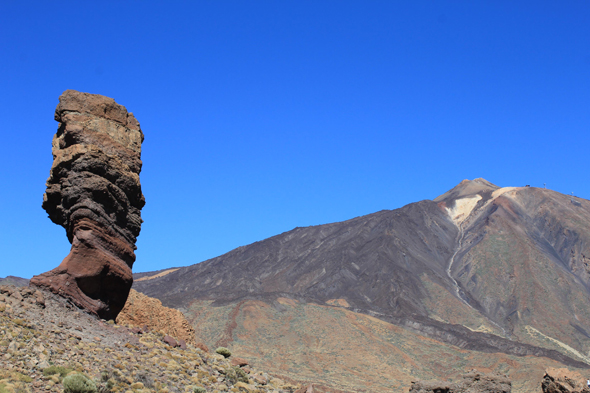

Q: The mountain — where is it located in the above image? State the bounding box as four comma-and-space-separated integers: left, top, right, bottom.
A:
133, 179, 590, 392
0, 276, 29, 287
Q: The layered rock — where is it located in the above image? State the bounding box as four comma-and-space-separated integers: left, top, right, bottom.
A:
31, 90, 145, 320
408, 371, 511, 393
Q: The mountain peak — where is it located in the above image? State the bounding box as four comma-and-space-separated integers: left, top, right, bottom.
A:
434, 178, 499, 203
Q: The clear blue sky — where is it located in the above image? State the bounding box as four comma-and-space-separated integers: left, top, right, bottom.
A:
1, 1, 589, 278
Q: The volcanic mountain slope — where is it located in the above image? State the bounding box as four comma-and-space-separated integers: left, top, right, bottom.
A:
137, 196, 459, 315
0, 276, 29, 287
134, 179, 590, 392
435, 180, 590, 360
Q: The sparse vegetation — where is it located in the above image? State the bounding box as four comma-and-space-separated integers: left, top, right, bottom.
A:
135, 373, 154, 389
14, 372, 32, 383
215, 346, 231, 358
96, 369, 115, 393
12, 318, 25, 326
224, 366, 238, 384
234, 366, 249, 383
43, 365, 73, 379
222, 365, 249, 384
0, 285, 299, 393
63, 373, 98, 393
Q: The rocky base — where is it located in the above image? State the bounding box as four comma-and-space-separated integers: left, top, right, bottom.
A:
0, 285, 303, 393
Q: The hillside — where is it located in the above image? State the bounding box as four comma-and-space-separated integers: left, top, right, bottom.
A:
134, 179, 590, 392
0, 284, 304, 392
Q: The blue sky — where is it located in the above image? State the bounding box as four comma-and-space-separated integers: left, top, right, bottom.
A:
1, 1, 589, 278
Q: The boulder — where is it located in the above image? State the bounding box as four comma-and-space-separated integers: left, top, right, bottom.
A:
30, 90, 145, 320
231, 357, 249, 367
163, 335, 178, 348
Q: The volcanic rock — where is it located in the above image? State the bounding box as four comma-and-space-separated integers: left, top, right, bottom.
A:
0, 285, 46, 310
30, 90, 145, 320
231, 357, 250, 367
116, 289, 198, 346
0, 287, 303, 393
409, 371, 511, 393
162, 335, 179, 348
542, 368, 590, 393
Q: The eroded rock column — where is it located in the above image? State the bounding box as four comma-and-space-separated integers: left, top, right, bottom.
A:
31, 90, 145, 320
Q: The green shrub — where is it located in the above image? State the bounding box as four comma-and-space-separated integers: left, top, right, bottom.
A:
215, 347, 231, 358
193, 387, 207, 393
63, 373, 97, 393
224, 367, 238, 384
234, 366, 249, 383
42, 365, 72, 379
222, 366, 248, 384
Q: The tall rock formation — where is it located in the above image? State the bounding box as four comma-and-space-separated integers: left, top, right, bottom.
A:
31, 90, 145, 320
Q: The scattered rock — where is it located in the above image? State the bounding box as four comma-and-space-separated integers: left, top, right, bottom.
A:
254, 373, 269, 385
116, 289, 197, 346
129, 327, 143, 334
0, 287, 302, 393
0, 285, 46, 312
195, 342, 209, 353
410, 380, 457, 393
177, 339, 187, 350
231, 357, 249, 367
162, 335, 178, 348
409, 371, 511, 393
30, 90, 145, 320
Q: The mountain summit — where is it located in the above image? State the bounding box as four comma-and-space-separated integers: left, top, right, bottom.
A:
435, 178, 500, 202
134, 179, 590, 392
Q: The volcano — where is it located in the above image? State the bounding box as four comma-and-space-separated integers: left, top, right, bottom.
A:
134, 179, 590, 392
